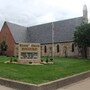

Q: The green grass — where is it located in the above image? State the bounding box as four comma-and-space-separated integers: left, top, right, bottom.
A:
0, 56, 90, 84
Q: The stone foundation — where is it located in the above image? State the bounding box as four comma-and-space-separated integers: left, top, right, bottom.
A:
18, 60, 41, 64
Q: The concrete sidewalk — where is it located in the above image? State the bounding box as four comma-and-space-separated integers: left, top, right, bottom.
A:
0, 77, 90, 90
0, 71, 89, 90
57, 77, 90, 90
0, 85, 16, 90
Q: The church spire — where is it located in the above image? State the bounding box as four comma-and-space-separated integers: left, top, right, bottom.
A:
83, 4, 88, 23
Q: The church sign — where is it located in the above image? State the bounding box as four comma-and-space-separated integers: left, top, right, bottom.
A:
18, 43, 41, 63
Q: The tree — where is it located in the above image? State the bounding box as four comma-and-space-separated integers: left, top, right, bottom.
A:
74, 23, 90, 58
0, 41, 8, 55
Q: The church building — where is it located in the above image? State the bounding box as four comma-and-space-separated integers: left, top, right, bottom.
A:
0, 5, 90, 58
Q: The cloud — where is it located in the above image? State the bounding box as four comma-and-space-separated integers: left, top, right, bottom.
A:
37, 13, 55, 24
0, 0, 90, 29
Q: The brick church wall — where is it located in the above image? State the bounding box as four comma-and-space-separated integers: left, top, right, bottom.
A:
0, 22, 15, 56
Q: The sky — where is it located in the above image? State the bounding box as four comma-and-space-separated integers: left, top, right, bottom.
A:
0, 0, 90, 28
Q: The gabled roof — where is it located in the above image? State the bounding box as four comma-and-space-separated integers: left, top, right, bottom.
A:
6, 22, 28, 43
3, 17, 83, 44
27, 17, 83, 44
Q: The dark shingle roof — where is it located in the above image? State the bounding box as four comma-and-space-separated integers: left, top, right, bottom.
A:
6, 22, 29, 43
27, 17, 83, 44
5, 17, 83, 44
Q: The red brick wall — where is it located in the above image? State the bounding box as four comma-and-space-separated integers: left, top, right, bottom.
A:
0, 22, 15, 56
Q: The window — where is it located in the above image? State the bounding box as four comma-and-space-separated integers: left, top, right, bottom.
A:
72, 44, 74, 52
57, 44, 59, 53
44, 45, 47, 53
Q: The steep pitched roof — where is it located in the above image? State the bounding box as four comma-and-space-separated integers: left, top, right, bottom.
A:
27, 17, 83, 44
4, 17, 83, 44
6, 22, 28, 43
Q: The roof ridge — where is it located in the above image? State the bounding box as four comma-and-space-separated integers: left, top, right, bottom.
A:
6, 21, 27, 28
27, 16, 83, 28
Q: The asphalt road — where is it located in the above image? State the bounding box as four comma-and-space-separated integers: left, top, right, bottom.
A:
57, 77, 90, 90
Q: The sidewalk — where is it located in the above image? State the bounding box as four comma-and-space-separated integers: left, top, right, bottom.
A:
0, 71, 89, 90
57, 77, 90, 90
0, 85, 16, 90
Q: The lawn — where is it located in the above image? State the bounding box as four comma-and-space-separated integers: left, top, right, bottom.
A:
0, 56, 90, 84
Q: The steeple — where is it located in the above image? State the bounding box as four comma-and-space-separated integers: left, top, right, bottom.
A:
83, 4, 88, 23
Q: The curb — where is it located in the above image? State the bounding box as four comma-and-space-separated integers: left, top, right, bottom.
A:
0, 70, 90, 90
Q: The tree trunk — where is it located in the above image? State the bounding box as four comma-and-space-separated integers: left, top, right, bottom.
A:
82, 46, 87, 59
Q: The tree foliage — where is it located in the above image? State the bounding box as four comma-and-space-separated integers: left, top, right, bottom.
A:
74, 23, 90, 58
0, 41, 8, 55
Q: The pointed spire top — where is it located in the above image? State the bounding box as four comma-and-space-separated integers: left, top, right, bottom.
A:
83, 4, 88, 23
83, 4, 87, 11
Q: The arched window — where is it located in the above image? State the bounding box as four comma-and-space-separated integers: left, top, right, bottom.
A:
44, 45, 47, 53
72, 44, 74, 52
57, 44, 59, 53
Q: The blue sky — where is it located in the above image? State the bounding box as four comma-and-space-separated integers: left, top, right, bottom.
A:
0, 0, 90, 28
